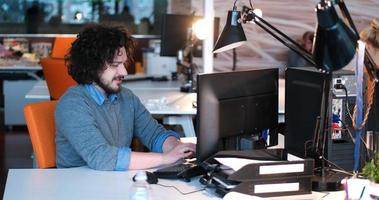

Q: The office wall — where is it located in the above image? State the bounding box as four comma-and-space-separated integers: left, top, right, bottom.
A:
170, 0, 192, 14
192, 0, 379, 73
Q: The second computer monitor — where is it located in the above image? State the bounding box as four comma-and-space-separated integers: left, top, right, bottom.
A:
196, 68, 279, 163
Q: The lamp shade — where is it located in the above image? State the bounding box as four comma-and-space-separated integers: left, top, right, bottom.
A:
213, 10, 247, 53
313, 2, 358, 72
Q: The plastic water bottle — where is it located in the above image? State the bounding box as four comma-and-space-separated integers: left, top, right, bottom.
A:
129, 171, 152, 200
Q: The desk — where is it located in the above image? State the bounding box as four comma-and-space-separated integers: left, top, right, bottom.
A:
0, 62, 43, 126
3, 167, 344, 200
125, 80, 197, 137
3, 167, 215, 200
0, 60, 42, 80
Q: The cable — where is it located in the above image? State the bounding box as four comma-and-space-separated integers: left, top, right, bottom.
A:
330, 168, 354, 176
304, 140, 313, 157
156, 164, 223, 196
339, 84, 370, 153
340, 120, 370, 151
157, 183, 206, 195
341, 123, 355, 143
340, 82, 375, 150
321, 156, 354, 176
341, 85, 354, 123
338, 85, 356, 143
319, 192, 331, 199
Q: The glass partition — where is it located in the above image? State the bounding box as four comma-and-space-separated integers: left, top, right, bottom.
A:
0, 0, 168, 35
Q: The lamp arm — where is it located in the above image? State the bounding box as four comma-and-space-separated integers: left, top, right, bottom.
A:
252, 15, 316, 66
334, 0, 359, 36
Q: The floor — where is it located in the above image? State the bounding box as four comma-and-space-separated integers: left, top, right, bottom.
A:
0, 110, 33, 198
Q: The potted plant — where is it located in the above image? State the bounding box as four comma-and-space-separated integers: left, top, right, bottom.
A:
362, 152, 379, 183
362, 152, 379, 198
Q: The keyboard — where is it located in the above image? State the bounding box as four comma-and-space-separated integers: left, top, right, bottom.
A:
154, 160, 204, 180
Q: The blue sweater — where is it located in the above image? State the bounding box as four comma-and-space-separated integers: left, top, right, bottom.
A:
55, 84, 178, 170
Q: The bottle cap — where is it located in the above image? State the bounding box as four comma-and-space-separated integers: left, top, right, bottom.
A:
134, 171, 148, 181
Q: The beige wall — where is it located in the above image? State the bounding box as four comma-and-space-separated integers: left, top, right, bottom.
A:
169, 0, 192, 14
190, 0, 379, 73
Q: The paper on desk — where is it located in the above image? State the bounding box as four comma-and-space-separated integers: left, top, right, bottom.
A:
215, 157, 279, 171
224, 191, 344, 200
215, 154, 303, 172
180, 137, 197, 144
223, 192, 265, 200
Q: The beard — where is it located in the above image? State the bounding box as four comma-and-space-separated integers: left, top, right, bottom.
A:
95, 75, 124, 95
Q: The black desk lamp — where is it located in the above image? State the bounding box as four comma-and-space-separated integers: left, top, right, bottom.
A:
213, 0, 378, 191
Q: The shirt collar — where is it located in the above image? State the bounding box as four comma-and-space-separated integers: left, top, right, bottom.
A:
84, 84, 118, 105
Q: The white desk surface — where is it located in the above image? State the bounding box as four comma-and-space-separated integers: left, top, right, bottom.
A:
24, 80, 49, 99
25, 80, 197, 116
3, 167, 216, 200
124, 80, 196, 115
25, 79, 285, 116
0, 59, 42, 71
0, 65, 42, 71
0, 63, 42, 80
3, 167, 344, 200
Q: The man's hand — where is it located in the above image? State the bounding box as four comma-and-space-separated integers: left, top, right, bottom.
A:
161, 142, 196, 165
129, 142, 195, 170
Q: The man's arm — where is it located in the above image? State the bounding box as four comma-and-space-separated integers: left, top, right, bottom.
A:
130, 93, 196, 153
162, 136, 196, 153
128, 142, 195, 170
128, 91, 195, 169
128, 152, 165, 170
161, 136, 180, 152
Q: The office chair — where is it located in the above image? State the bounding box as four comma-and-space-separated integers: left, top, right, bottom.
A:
40, 58, 77, 100
40, 36, 77, 100
24, 101, 57, 168
50, 36, 76, 59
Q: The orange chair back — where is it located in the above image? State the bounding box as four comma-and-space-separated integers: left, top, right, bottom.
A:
40, 58, 77, 100
24, 101, 57, 168
51, 36, 76, 59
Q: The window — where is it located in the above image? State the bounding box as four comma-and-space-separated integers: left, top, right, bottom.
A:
0, 0, 167, 34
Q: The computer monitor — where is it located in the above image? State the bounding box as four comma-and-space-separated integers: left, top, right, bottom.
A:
160, 14, 220, 57
196, 68, 279, 164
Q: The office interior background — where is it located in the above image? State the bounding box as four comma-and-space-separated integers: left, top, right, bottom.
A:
0, 0, 379, 198
0, 0, 378, 71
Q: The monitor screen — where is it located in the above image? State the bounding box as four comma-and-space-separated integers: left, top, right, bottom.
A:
160, 14, 219, 57
196, 68, 279, 163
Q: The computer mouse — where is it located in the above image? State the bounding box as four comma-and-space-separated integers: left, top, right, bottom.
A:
146, 171, 159, 184
132, 171, 159, 184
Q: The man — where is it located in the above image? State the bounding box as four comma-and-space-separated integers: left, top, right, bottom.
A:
55, 24, 195, 171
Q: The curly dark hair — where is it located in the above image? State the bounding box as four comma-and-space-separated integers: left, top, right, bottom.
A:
65, 24, 135, 84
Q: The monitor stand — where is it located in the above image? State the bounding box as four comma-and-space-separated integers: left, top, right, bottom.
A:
180, 81, 196, 93
179, 63, 196, 93
312, 167, 345, 191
